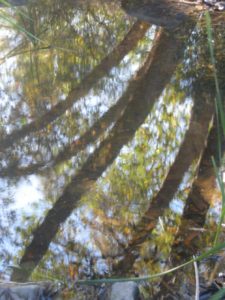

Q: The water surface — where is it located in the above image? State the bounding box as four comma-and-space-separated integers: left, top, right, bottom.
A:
0, 0, 225, 299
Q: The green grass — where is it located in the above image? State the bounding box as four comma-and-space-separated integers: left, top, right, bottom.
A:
0, 0, 41, 43
210, 288, 225, 300
200, 12, 225, 300
76, 241, 225, 285
205, 12, 225, 247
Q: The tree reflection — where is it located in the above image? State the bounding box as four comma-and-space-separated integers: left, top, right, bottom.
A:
11, 22, 188, 281
0, 20, 149, 152
0, 0, 225, 299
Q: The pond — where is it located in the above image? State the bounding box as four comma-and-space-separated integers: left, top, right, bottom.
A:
0, 0, 225, 299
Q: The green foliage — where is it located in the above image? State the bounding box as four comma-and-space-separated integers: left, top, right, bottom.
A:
210, 288, 225, 300
205, 12, 225, 247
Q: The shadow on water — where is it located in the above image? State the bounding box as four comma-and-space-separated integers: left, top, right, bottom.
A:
1, 0, 225, 299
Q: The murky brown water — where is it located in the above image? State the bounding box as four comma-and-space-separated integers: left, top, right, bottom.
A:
1, 0, 225, 299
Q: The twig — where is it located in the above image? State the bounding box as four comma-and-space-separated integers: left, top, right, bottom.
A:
193, 256, 199, 300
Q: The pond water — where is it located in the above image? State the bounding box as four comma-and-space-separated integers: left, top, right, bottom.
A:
0, 0, 225, 299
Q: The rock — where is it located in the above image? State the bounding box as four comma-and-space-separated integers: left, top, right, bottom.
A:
109, 281, 140, 300
0, 281, 61, 300
215, 1, 225, 10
